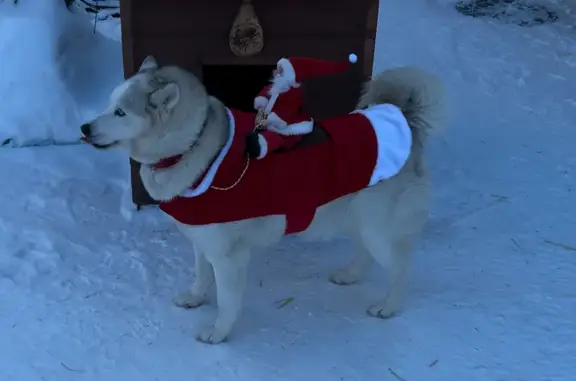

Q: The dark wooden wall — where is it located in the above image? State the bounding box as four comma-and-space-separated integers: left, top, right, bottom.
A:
119, 0, 379, 207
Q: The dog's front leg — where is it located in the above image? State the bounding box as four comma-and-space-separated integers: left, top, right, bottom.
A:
174, 247, 214, 308
196, 248, 251, 344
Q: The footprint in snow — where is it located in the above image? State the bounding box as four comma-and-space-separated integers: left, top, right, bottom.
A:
0, 233, 62, 288
52, 178, 123, 225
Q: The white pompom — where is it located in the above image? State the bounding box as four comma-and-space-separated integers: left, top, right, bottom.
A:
348, 53, 358, 63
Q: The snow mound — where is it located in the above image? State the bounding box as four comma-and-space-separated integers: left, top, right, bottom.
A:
0, 1, 81, 146
69, 0, 122, 42
0, 0, 123, 147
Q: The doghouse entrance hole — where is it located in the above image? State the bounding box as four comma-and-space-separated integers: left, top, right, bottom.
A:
203, 65, 276, 112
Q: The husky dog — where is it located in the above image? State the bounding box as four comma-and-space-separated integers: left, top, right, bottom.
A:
81, 56, 446, 344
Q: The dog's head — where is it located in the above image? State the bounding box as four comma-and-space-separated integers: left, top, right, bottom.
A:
80, 55, 210, 163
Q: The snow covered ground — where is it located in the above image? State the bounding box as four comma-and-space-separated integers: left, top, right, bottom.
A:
1, 0, 575, 380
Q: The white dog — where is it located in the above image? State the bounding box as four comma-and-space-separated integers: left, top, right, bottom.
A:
80, 56, 446, 344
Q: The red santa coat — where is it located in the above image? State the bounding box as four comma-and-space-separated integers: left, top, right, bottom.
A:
159, 105, 412, 235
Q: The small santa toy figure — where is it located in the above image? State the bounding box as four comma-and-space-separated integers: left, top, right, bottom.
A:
247, 53, 358, 159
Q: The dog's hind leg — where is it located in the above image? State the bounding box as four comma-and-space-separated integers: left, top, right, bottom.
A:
329, 240, 374, 285
196, 248, 251, 344
174, 247, 214, 308
362, 229, 413, 319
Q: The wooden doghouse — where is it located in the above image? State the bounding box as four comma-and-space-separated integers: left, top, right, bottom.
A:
119, 0, 379, 207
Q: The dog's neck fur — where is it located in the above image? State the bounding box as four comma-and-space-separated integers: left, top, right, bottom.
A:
138, 97, 230, 201
151, 102, 215, 170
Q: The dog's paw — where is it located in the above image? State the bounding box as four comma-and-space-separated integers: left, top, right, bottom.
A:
173, 291, 207, 309
366, 301, 400, 320
196, 326, 228, 344
329, 268, 362, 285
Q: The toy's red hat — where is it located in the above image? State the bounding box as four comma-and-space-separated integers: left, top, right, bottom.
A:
276, 54, 358, 85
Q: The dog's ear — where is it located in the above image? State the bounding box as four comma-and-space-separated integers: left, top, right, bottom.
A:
149, 82, 180, 110
139, 55, 158, 72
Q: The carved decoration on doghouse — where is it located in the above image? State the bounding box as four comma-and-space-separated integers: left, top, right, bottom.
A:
229, 0, 264, 57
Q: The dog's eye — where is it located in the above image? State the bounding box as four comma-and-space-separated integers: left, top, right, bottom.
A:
114, 108, 126, 117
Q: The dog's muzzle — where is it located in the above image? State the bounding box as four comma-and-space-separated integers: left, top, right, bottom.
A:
80, 123, 116, 149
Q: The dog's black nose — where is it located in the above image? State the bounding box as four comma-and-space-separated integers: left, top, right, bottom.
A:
81, 123, 92, 137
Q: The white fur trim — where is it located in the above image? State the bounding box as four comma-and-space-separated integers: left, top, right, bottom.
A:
254, 96, 268, 109
269, 75, 292, 95
352, 104, 412, 184
263, 92, 279, 115
349, 53, 357, 63
266, 112, 287, 129
277, 58, 296, 85
256, 134, 268, 159
270, 120, 314, 136
181, 108, 235, 198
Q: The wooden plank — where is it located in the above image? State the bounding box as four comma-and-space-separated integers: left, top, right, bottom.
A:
132, 38, 203, 75
205, 36, 365, 62
256, 2, 366, 36
364, 0, 380, 78
119, 0, 151, 206
130, 2, 367, 38
119, 0, 136, 77
131, 36, 365, 67
130, 3, 236, 37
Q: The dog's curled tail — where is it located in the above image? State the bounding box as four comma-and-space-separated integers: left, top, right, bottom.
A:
357, 66, 447, 139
